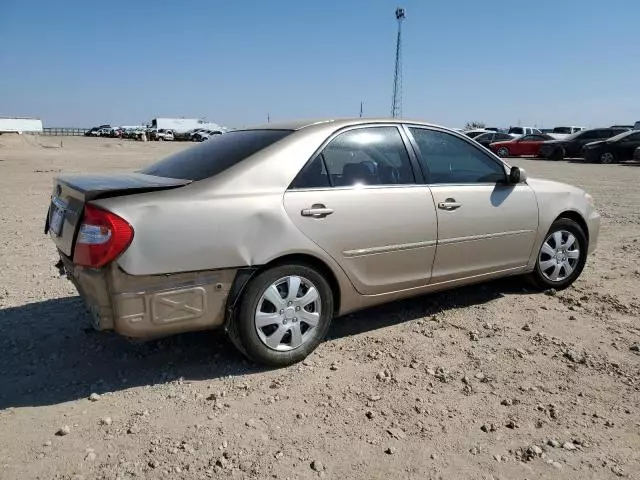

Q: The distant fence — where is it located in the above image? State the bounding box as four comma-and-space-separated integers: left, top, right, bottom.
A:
29, 128, 89, 136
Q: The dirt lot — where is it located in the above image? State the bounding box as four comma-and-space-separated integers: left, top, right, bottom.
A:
0, 135, 639, 480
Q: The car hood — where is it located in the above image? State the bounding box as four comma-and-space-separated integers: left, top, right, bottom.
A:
541, 139, 566, 145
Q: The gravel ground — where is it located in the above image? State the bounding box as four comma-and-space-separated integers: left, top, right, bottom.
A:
0, 135, 639, 480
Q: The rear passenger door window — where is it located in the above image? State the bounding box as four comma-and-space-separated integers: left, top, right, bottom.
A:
408, 128, 506, 184
290, 126, 416, 189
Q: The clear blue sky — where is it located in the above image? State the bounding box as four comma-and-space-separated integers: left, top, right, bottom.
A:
0, 0, 637, 129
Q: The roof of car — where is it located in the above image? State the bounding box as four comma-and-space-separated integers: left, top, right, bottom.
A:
240, 117, 446, 131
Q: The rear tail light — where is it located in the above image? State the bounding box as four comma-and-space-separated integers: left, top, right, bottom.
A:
73, 204, 134, 268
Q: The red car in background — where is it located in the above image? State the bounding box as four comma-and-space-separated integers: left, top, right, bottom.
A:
489, 133, 555, 157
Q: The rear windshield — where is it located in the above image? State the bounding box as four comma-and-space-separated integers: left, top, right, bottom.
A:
140, 129, 292, 180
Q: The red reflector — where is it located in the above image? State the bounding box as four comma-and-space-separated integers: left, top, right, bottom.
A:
73, 204, 134, 268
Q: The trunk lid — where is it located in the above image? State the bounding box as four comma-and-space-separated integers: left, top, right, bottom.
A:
45, 172, 190, 257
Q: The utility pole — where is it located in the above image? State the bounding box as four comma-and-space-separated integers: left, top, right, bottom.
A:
359, 101, 363, 118
267, 113, 270, 123
391, 7, 405, 118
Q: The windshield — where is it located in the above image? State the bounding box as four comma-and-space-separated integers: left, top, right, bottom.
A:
140, 129, 293, 181
564, 130, 588, 141
553, 127, 572, 134
508, 127, 523, 134
607, 130, 635, 142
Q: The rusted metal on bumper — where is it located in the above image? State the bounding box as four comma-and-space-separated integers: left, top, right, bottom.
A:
60, 254, 237, 338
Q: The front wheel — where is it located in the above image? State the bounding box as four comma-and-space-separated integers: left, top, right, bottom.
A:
599, 151, 616, 164
497, 147, 510, 157
228, 264, 334, 367
550, 148, 565, 161
529, 218, 587, 290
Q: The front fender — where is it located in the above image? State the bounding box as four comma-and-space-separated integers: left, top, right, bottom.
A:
525, 178, 600, 271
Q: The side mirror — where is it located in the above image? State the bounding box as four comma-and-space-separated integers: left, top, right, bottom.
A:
509, 166, 527, 184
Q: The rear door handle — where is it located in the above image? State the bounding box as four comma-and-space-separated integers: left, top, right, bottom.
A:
301, 204, 334, 218
437, 199, 462, 211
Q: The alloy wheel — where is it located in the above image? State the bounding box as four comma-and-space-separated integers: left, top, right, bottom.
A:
600, 152, 614, 164
254, 275, 321, 351
538, 230, 581, 282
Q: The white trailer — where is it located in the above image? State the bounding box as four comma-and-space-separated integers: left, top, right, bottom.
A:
0, 117, 43, 134
149, 118, 223, 134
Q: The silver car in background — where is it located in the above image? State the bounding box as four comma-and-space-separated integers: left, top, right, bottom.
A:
45, 118, 600, 366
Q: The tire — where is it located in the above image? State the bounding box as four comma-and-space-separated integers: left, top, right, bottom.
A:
550, 148, 565, 161
599, 151, 616, 164
529, 218, 588, 291
228, 264, 334, 367
497, 147, 510, 157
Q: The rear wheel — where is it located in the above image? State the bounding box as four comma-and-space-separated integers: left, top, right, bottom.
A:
497, 147, 510, 157
228, 264, 334, 367
529, 218, 587, 290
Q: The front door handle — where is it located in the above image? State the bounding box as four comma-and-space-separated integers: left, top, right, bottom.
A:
301, 204, 334, 218
437, 199, 462, 211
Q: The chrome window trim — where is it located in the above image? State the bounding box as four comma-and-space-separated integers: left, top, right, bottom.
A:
287, 182, 504, 193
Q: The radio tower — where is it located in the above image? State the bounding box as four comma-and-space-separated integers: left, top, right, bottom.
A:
391, 7, 405, 118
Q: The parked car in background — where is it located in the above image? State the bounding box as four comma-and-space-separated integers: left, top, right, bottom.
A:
45, 118, 600, 366
508, 126, 542, 138
582, 130, 640, 164
634, 121, 640, 130
122, 128, 147, 140
634, 146, 640, 161
539, 127, 630, 160
186, 128, 206, 140
549, 126, 585, 140
85, 125, 111, 136
155, 129, 175, 141
108, 127, 124, 138
473, 132, 513, 148
553, 126, 585, 135
149, 117, 223, 135
193, 129, 223, 142
489, 133, 555, 157
610, 125, 634, 130
464, 129, 489, 139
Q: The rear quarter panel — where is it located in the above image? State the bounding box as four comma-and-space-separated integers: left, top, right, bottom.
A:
96, 184, 361, 314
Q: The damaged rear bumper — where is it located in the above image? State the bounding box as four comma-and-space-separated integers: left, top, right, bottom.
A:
59, 254, 237, 338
